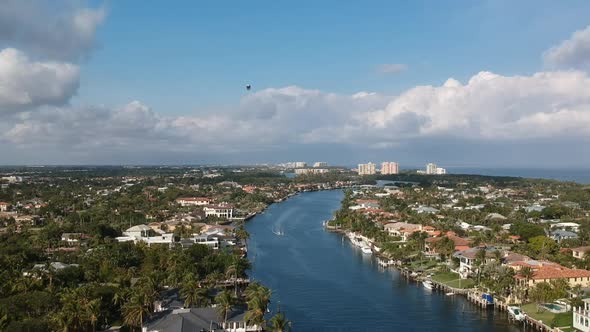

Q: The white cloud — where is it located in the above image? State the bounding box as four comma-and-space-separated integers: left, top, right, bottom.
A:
544, 25, 590, 69
0, 48, 79, 113
3, 70, 590, 160
0, 0, 106, 60
379, 63, 407, 74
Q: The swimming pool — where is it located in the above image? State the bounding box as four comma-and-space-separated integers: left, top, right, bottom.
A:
541, 303, 567, 313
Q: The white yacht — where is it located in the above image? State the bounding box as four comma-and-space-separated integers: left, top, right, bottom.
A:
507, 306, 526, 321
361, 246, 372, 254
422, 280, 433, 290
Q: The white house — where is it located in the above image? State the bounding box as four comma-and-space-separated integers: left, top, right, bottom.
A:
0, 202, 9, 212
574, 298, 590, 332
176, 197, 212, 207
124, 224, 152, 238
454, 247, 500, 279
204, 205, 234, 219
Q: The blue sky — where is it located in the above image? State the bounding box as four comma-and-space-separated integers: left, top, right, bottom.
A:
79, 0, 590, 114
1, 1, 590, 166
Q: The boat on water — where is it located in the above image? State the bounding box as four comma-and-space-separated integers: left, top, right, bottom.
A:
272, 226, 284, 236
446, 292, 455, 296
347, 232, 364, 247
507, 306, 526, 321
361, 246, 372, 254
422, 280, 433, 290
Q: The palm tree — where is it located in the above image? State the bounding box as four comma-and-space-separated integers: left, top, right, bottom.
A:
244, 282, 271, 306
86, 299, 101, 332
519, 266, 534, 280
215, 290, 234, 323
180, 281, 209, 308
268, 312, 291, 332
113, 288, 131, 307
122, 294, 149, 331
245, 296, 267, 330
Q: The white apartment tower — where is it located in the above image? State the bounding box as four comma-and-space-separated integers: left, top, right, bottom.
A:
313, 162, 328, 167
381, 162, 399, 175
426, 163, 437, 175
358, 163, 376, 176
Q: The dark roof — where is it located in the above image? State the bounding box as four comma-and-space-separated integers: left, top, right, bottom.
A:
145, 307, 247, 332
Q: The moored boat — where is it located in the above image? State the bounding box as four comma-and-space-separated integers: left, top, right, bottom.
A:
361, 246, 372, 254
422, 280, 433, 290
507, 306, 526, 321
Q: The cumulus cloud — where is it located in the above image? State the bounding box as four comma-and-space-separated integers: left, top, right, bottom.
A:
379, 63, 407, 74
0, 0, 106, 60
544, 25, 590, 69
3, 70, 590, 161
0, 48, 79, 113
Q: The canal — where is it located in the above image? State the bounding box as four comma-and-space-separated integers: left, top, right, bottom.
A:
246, 190, 524, 331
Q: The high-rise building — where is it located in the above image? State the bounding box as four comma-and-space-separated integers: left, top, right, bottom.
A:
293, 162, 307, 168
426, 163, 437, 175
358, 162, 376, 175
436, 167, 446, 175
313, 162, 328, 168
381, 162, 399, 175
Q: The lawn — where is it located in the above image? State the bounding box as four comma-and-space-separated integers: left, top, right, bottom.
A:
520, 303, 573, 328
431, 272, 475, 289
521, 303, 555, 324
552, 312, 573, 328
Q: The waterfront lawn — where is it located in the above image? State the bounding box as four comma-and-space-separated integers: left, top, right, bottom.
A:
521, 303, 555, 325
431, 272, 475, 289
410, 260, 438, 271
551, 312, 573, 328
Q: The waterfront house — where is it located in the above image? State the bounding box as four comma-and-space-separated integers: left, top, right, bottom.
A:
573, 298, 590, 332
143, 307, 260, 332
454, 246, 501, 279
425, 232, 471, 254
204, 204, 234, 219
355, 199, 380, 209
511, 260, 590, 287
573, 247, 590, 260
384, 222, 422, 241
176, 197, 212, 207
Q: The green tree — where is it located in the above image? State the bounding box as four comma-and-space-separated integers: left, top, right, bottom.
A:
122, 294, 149, 331
268, 312, 291, 332
215, 290, 234, 323
180, 276, 209, 308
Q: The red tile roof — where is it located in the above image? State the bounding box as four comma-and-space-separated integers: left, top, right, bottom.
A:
514, 264, 590, 280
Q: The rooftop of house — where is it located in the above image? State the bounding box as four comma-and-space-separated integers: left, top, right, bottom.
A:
551, 229, 578, 238
384, 222, 421, 232
176, 197, 211, 201
145, 307, 248, 332
126, 224, 152, 232
426, 232, 471, 247
572, 246, 590, 253
514, 263, 590, 280
454, 246, 500, 260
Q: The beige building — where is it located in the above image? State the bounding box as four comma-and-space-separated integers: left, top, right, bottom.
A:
511, 260, 590, 287
358, 163, 376, 176
380, 162, 399, 175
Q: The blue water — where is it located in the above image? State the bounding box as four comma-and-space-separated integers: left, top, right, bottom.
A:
446, 167, 590, 184
246, 190, 524, 331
